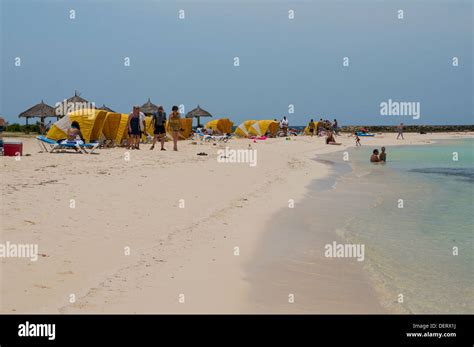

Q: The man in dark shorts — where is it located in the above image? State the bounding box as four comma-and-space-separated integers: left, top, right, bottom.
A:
127, 106, 142, 149
150, 105, 167, 150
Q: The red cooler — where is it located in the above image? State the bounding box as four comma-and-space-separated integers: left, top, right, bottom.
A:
3, 141, 23, 156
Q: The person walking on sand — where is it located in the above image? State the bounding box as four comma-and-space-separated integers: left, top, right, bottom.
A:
333, 118, 339, 135
169, 105, 181, 151
370, 149, 381, 162
127, 106, 142, 150
397, 122, 404, 140
355, 133, 361, 146
150, 106, 167, 151
308, 119, 316, 137
379, 146, 387, 162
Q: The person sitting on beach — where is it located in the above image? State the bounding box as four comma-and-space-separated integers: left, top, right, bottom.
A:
370, 149, 381, 162
355, 134, 361, 146
325, 131, 341, 145
308, 119, 316, 137
67, 121, 85, 142
379, 147, 387, 162
150, 106, 166, 151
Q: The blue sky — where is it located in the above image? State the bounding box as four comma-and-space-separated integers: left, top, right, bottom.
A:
1, 0, 472, 125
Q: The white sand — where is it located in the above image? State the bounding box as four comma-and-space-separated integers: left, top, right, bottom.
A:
1, 132, 472, 313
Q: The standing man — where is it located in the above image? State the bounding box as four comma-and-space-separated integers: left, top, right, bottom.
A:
280, 116, 289, 136
150, 106, 167, 151
397, 122, 404, 140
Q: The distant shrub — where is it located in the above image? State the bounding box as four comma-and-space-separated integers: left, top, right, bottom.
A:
5, 123, 40, 133
5, 123, 22, 132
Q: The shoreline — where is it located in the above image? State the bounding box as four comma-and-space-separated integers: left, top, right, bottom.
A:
1, 132, 473, 313
243, 157, 386, 313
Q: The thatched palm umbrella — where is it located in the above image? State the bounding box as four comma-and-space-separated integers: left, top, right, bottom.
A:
97, 104, 115, 113
18, 100, 56, 126
186, 105, 212, 127
55, 91, 91, 117
140, 98, 159, 115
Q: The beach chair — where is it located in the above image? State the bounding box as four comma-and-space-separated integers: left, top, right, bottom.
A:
36, 135, 57, 152
36, 136, 99, 154
193, 128, 207, 141
203, 134, 231, 143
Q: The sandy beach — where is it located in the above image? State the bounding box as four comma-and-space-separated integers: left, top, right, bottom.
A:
1, 132, 472, 313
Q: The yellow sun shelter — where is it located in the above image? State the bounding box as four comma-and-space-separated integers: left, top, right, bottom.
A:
304, 121, 320, 135
235, 120, 256, 137
205, 118, 234, 134
46, 109, 108, 143
248, 120, 279, 137
102, 112, 130, 144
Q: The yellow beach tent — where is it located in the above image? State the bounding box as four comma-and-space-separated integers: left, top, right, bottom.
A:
46, 109, 108, 143
304, 121, 320, 135
115, 114, 130, 144
235, 120, 256, 137
102, 112, 121, 140
248, 120, 279, 137
205, 118, 234, 134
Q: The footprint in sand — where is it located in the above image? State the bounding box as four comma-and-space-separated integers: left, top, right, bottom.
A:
58, 270, 74, 275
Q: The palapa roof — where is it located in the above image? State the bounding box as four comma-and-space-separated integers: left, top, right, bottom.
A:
18, 100, 56, 119
97, 104, 115, 113
140, 98, 159, 114
185, 105, 212, 118
55, 91, 90, 115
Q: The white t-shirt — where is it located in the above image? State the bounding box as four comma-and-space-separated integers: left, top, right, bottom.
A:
280, 118, 289, 127
139, 112, 146, 132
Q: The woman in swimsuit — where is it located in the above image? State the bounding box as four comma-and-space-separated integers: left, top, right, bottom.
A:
127, 106, 142, 150
169, 105, 181, 151
67, 121, 85, 142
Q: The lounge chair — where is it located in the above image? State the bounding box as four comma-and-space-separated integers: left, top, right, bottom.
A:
203, 133, 231, 143
36, 136, 99, 154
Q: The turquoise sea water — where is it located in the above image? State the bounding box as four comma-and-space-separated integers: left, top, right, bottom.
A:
328, 138, 473, 313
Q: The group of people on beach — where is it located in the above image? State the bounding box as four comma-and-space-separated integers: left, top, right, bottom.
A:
307, 118, 339, 137
126, 105, 182, 151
